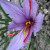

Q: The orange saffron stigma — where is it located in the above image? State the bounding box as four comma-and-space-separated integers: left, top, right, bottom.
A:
23, 27, 30, 43
29, 0, 31, 3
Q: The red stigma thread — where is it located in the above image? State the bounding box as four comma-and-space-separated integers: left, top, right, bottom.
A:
29, 0, 31, 20
23, 26, 30, 43
8, 26, 25, 36
16, 26, 25, 34
8, 33, 14, 36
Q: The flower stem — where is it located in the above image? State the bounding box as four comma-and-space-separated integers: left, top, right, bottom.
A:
35, 37, 38, 50
28, 42, 31, 50
31, 39, 34, 50
31, 36, 34, 50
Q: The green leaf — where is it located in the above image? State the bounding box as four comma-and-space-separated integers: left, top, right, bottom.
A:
0, 35, 8, 42
0, 19, 11, 22
28, 42, 31, 50
0, 29, 8, 36
0, 35, 13, 46
0, 22, 9, 25
30, 34, 34, 50
3, 36, 14, 50
0, 38, 8, 46
35, 37, 38, 50
0, 6, 12, 21
0, 31, 18, 47
31, 40, 34, 50
3, 40, 9, 50
0, 31, 15, 42
40, 33, 50, 43
0, 27, 8, 31
19, 0, 22, 7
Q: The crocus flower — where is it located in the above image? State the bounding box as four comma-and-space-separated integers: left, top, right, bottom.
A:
0, 0, 44, 50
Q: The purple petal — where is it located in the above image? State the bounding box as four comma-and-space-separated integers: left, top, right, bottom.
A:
7, 30, 27, 50
8, 21, 17, 32
23, 0, 29, 18
23, 0, 38, 19
25, 28, 33, 43
0, 0, 25, 19
30, 0, 38, 19
31, 12, 44, 36
8, 21, 23, 32
7, 28, 32, 50
13, 15, 27, 24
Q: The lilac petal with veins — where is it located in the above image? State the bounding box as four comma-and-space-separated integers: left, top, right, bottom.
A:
0, 0, 25, 19
7, 28, 32, 50
7, 30, 27, 50
31, 12, 44, 36
23, 0, 38, 19
8, 21, 25, 32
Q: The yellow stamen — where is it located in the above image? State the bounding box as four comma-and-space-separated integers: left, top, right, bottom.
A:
24, 21, 31, 35
24, 26, 27, 35
26, 21, 31, 25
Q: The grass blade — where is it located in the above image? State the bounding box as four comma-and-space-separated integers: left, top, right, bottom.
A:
35, 37, 38, 50
0, 38, 9, 46
30, 34, 34, 50
0, 6, 12, 21
19, 0, 22, 7
0, 19, 11, 22
0, 35, 13, 46
3, 36, 14, 50
0, 35, 8, 42
0, 31, 18, 47
31, 40, 34, 50
28, 42, 31, 50
0, 27, 8, 31
3, 40, 9, 50
0, 29, 8, 36
0, 22, 9, 25
40, 33, 50, 43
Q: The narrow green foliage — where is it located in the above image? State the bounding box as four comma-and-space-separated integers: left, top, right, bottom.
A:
3, 40, 9, 50
0, 19, 11, 22
31, 35, 34, 50
0, 22, 9, 25
28, 42, 31, 50
0, 6, 12, 21
35, 37, 38, 50
0, 27, 8, 31
1, 31, 17, 48
3, 36, 14, 50
0, 38, 8, 46
31, 40, 34, 50
19, 0, 22, 7
0, 31, 18, 46
0, 35, 13, 46
0, 29, 8, 36
0, 35, 8, 42
40, 33, 50, 43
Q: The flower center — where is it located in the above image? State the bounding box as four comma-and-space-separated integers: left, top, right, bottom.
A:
24, 21, 31, 35
26, 21, 31, 25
